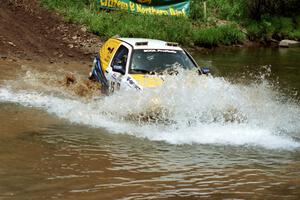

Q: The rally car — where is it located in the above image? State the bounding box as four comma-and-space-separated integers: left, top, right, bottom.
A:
89, 37, 209, 93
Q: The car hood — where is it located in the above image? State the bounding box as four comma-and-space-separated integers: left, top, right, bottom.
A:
130, 74, 164, 88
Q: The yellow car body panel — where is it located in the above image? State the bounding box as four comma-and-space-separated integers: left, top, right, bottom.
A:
99, 38, 122, 72
130, 74, 163, 88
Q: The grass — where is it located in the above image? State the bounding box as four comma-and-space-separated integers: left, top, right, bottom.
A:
40, 0, 246, 47
40, 0, 299, 48
194, 24, 245, 47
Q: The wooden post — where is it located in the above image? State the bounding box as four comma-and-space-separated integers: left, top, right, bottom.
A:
203, 1, 207, 21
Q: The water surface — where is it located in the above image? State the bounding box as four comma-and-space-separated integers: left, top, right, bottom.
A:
0, 48, 300, 199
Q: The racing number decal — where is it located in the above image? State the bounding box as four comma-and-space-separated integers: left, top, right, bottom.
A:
110, 81, 121, 93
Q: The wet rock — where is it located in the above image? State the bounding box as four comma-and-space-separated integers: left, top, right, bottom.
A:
279, 40, 300, 48
81, 27, 87, 32
8, 41, 16, 47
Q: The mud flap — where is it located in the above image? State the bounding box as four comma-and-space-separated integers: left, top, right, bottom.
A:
92, 56, 109, 94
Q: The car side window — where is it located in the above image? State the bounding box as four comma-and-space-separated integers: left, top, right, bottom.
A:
111, 45, 129, 71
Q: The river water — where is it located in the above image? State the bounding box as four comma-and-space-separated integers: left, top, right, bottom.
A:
0, 48, 300, 199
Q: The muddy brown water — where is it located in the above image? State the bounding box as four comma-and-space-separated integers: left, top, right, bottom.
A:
0, 48, 300, 200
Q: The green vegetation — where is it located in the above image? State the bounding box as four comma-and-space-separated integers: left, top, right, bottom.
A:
193, 24, 245, 47
41, 0, 300, 48
190, 0, 300, 42
244, 16, 300, 42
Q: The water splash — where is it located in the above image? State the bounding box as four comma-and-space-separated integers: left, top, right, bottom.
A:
0, 68, 299, 149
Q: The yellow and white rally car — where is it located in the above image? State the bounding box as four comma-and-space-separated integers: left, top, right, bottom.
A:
89, 37, 210, 93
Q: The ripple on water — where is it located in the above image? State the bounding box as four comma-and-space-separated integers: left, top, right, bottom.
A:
0, 65, 300, 199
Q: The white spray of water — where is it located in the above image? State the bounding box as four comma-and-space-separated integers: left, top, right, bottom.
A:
0, 70, 299, 149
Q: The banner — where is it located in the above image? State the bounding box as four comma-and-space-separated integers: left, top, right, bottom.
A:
99, 0, 190, 17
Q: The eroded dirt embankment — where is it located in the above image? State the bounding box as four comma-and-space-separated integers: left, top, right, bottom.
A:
0, 0, 104, 99
0, 0, 101, 63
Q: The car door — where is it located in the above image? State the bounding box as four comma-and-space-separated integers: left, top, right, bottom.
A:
109, 45, 129, 92
100, 38, 122, 72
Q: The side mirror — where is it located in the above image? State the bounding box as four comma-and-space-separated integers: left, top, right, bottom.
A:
201, 67, 210, 75
112, 64, 125, 75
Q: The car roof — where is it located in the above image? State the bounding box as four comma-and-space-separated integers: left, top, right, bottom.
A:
118, 38, 183, 50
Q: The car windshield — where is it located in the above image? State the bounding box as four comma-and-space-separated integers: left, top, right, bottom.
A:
129, 49, 197, 74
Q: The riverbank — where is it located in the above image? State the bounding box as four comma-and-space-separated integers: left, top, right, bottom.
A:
1, 0, 299, 64
40, 0, 245, 48
40, 0, 300, 48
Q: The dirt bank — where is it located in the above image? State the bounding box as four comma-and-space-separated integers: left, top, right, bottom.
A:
0, 0, 102, 63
